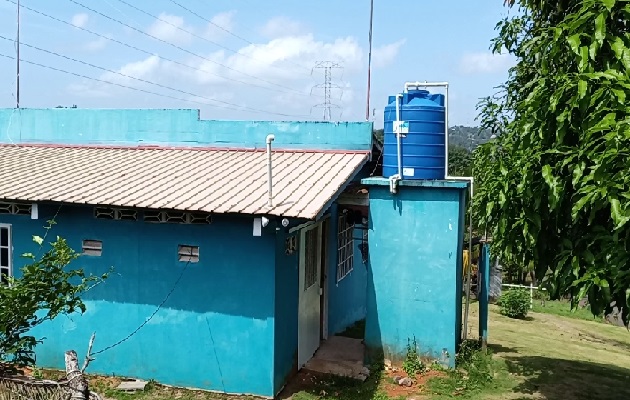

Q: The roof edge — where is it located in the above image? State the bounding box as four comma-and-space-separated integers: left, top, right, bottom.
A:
0, 143, 372, 155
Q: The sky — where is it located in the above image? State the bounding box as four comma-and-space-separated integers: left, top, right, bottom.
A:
0, 0, 515, 127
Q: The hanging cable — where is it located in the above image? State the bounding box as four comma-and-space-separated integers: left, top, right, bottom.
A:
0, 35, 308, 117
114, 0, 313, 78
0, 53, 309, 118
3, 0, 320, 98
66, 0, 313, 97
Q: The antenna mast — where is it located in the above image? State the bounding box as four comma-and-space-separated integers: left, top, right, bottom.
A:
16, 0, 20, 108
365, 0, 374, 121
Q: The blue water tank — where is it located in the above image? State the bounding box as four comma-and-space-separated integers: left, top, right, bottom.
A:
382, 89, 446, 180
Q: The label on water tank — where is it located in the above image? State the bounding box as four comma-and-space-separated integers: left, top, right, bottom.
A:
394, 121, 409, 135
403, 167, 415, 177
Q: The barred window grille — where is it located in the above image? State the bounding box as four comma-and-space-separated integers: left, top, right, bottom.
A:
94, 207, 137, 221
0, 201, 31, 216
337, 214, 354, 282
143, 211, 212, 224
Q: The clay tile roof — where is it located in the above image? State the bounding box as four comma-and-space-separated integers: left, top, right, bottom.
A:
0, 145, 369, 219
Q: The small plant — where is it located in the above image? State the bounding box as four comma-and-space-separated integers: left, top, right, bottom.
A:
497, 289, 530, 319
32, 366, 43, 380
402, 337, 425, 376
456, 339, 481, 366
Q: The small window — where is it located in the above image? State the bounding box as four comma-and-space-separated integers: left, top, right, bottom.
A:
82, 240, 103, 257
178, 245, 199, 263
0, 225, 12, 285
336, 213, 354, 282
94, 207, 137, 221
0, 201, 31, 216
304, 229, 318, 290
144, 211, 212, 225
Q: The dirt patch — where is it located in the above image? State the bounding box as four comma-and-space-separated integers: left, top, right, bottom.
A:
380, 369, 446, 399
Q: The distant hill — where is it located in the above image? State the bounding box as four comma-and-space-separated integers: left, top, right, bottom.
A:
373, 125, 493, 152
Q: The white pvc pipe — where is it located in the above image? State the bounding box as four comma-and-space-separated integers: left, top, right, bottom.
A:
395, 93, 402, 179
404, 81, 449, 91
266, 134, 275, 207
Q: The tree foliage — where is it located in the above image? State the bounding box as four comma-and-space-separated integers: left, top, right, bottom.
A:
0, 233, 107, 369
474, 0, 630, 323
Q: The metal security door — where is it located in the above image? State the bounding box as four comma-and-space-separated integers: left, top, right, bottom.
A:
0, 224, 12, 284
298, 223, 322, 368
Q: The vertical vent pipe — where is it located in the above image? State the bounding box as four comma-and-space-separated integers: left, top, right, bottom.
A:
266, 134, 275, 208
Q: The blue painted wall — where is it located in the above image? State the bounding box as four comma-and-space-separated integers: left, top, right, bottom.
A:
327, 203, 368, 336
361, 179, 467, 366
273, 228, 299, 395
0, 108, 373, 151
1, 204, 278, 397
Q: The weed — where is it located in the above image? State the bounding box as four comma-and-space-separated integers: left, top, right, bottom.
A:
31, 366, 43, 380
428, 339, 496, 397
402, 337, 425, 376
497, 289, 530, 319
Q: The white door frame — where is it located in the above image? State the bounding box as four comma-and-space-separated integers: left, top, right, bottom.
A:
297, 221, 323, 368
0, 224, 13, 282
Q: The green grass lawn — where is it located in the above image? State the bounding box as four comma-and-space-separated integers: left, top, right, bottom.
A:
27, 302, 630, 400
531, 298, 603, 322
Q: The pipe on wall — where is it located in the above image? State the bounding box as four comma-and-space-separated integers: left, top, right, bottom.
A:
389, 94, 403, 194
266, 134, 275, 207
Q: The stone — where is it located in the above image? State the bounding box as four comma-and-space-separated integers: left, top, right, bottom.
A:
393, 375, 403, 384
399, 377, 413, 387
361, 367, 370, 377
116, 380, 148, 392
384, 359, 392, 368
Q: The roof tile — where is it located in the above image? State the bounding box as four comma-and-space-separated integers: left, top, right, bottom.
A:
0, 145, 369, 219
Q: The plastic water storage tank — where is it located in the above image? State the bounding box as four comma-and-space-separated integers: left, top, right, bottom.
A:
382, 89, 446, 180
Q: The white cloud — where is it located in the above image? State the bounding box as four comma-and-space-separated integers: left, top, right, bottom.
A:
67, 33, 366, 120
71, 13, 89, 28
372, 39, 406, 69
84, 36, 109, 52
147, 13, 193, 45
459, 52, 514, 74
188, 34, 363, 86
69, 56, 161, 97
260, 16, 304, 39
204, 11, 236, 41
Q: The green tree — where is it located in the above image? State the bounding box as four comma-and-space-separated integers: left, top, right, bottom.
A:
448, 145, 473, 176
474, 0, 630, 323
0, 232, 107, 369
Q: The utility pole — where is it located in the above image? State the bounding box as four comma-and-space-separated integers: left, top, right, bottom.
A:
311, 61, 343, 121
16, 0, 20, 108
365, 0, 374, 121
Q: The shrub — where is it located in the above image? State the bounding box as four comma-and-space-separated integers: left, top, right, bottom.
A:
0, 232, 107, 369
498, 289, 530, 319
402, 337, 425, 376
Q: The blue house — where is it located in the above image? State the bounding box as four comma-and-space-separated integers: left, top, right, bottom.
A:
0, 108, 372, 398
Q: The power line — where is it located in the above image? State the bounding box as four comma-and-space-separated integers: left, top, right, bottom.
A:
311, 61, 344, 121
16, 0, 20, 108
167, 0, 312, 73
4, 0, 320, 99
170, 0, 253, 45
0, 52, 308, 117
0, 35, 306, 117
66, 0, 311, 97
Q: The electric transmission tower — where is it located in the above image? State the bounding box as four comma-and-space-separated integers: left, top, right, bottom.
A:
311, 61, 344, 121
